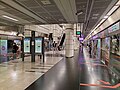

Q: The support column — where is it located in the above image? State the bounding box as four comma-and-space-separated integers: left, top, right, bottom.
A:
65, 24, 74, 58
21, 37, 24, 61
31, 31, 35, 62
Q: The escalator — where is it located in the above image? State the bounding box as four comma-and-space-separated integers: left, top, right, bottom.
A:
58, 33, 65, 51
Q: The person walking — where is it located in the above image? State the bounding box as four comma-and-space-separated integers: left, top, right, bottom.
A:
53, 41, 56, 51
88, 44, 92, 58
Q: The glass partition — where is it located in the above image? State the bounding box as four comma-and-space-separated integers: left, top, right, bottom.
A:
110, 34, 120, 75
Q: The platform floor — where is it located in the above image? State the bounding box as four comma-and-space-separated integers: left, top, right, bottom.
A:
26, 48, 120, 90
0, 51, 64, 90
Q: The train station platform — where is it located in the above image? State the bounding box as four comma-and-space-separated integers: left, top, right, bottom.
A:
0, 48, 119, 90
25, 48, 120, 90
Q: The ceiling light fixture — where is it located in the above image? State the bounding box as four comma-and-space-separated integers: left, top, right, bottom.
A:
92, 16, 97, 19
2, 15, 18, 21
93, 13, 99, 16
116, 0, 120, 5
103, 15, 109, 19
83, 0, 120, 42
41, 0, 51, 5
107, 5, 119, 16
88, 2, 119, 38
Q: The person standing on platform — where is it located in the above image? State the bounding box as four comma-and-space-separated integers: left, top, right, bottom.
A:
12, 43, 18, 60
53, 41, 56, 51
89, 44, 92, 58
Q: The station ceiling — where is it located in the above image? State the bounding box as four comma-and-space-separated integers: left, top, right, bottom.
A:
0, 0, 118, 36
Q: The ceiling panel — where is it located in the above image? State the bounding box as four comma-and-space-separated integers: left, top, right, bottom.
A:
94, 0, 112, 8
75, 0, 114, 36
0, 1, 41, 24
76, 0, 87, 3
86, 0, 112, 30
76, 0, 87, 23
14, 0, 67, 24
30, 6, 46, 13
18, 0, 39, 7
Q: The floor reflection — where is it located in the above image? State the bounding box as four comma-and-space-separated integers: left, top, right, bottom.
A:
79, 48, 120, 90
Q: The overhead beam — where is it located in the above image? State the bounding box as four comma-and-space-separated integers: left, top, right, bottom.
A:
53, 0, 78, 23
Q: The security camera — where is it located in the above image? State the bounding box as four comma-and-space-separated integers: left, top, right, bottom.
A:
76, 10, 83, 16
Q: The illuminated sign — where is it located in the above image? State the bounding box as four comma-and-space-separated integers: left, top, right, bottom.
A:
92, 35, 98, 39
79, 37, 84, 41
76, 31, 81, 35
24, 38, 30, 53
35, 38, 42, 53
0, 40, 7, 62
108, 22, 119, 33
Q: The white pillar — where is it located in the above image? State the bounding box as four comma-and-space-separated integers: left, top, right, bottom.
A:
65, 24, 74, 58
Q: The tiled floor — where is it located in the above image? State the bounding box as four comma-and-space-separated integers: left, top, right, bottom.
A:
0, 50, 64, 90
25, 47, 120, 90
25, 50, 80, 90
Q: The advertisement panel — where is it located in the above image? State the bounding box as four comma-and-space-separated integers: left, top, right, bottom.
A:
35, 38, 42, 53
24, 38, 30, 53
0, 40, 7, 62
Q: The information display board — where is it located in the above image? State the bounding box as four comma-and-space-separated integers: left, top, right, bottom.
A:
24, 38, 30, 53
35, 38, 42, 53
0, 40, 8, 62
108, 22, 119, 33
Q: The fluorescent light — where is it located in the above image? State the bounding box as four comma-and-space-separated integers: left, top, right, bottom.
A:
116, 0, 120, 5
104, 15, 109, 19
77, 11, 83, 15
2, 15, 18, 21
107, 5, 119, 16
99, 18, 106, 24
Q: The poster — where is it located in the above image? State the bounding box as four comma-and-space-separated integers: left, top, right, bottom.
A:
0, 40, 7, 62
35, 38, 42, 53
24, 38, 30, 53
111, 34, 119, 55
